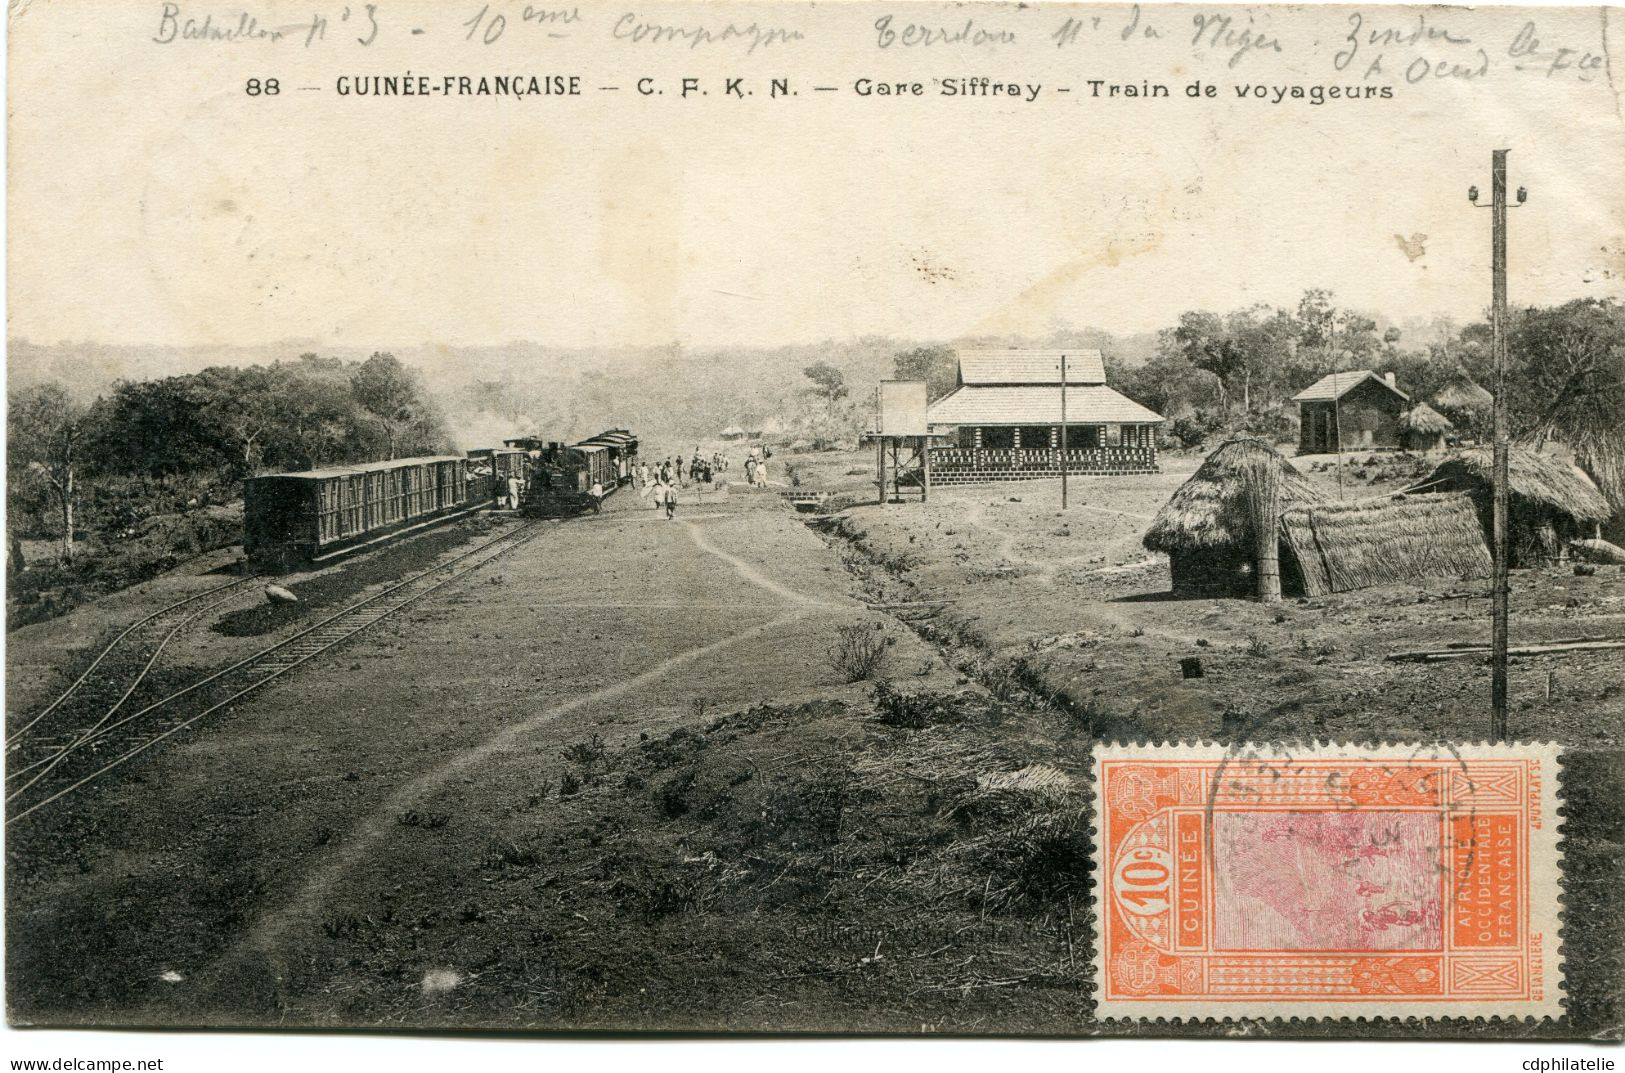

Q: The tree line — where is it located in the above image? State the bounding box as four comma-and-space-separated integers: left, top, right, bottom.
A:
8, 352, 449, 565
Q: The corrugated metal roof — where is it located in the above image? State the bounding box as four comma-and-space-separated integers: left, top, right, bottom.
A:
927, 385, 1164, 426
578, 430, 636, 446
249, 456, 465, 481
958, 349, 1106, 385
1291, 370, 1410, 403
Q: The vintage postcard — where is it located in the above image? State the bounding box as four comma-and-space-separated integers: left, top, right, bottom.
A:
1093, 741, 1564, 1020
5, 0, 1622, 1047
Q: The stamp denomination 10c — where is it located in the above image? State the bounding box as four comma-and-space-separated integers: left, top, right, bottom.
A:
1093, 742, 1562, 1020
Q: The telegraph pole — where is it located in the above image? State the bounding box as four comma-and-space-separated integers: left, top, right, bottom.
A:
1329, 322, 1345, 500
1060, 353, 1069, 510
1471, 149, 1525, 742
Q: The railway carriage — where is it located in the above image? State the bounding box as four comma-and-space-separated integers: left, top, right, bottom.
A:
243, 455, 471, 570
575, 429, 639, 486
465, 447, 532, 503
510, 428, 640, 516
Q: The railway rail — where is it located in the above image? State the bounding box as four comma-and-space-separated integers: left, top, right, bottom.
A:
6, 520, 543, 826
6, 575, 260, 750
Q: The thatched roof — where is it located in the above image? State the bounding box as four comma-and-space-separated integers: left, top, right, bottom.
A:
1399, 403, 1453, 434
1432, 374, 1493, 413
1281, 494, 1490, 596
1410, 447, 1612, 523
1143, 437, 1325, 553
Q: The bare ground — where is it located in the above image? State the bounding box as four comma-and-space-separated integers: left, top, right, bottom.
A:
6, 454, 1622, 1038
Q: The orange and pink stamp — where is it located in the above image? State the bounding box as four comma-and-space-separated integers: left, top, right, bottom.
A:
1093, 742, 1563, 1019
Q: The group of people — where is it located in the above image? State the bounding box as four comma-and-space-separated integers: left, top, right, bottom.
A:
633, 446, 774, 520
742, 445, 770, 488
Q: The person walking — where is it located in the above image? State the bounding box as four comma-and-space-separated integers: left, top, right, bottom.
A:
744, 456, 757, 486
663, 481, 678, 520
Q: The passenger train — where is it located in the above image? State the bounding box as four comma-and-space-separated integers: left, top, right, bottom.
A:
241, 428, 638, 569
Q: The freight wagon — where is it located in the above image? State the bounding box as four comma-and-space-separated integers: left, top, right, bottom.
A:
243, 455, 472, 570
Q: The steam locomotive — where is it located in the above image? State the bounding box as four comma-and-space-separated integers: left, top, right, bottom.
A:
504, 429, 639, 516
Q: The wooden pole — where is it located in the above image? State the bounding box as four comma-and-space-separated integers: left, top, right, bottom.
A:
922, 435, 931, 502
875, 386, 884, 507
1489, 148, 1511, 742
1330, 321, 1345, 499
1252, 456, 1282, 603
1060, 353, 1069, 510
877, 437, 886, 506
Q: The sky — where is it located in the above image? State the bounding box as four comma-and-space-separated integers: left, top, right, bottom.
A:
6, 0, 1623, 355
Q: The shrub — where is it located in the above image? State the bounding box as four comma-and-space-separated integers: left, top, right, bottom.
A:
871, 680, 969, 729
560, 734, 607, 768
827, 622, 888, 682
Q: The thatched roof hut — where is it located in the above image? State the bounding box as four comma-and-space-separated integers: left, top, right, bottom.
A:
1143, 437, 1326, 597
1408, 447, 1612, 564
1280, 494, 1490, 596
1432, 374, 1493, 414
1399, 403, 1453, 453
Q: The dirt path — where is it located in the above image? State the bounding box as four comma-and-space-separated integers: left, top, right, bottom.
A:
7, 492, 964, 1026
235, 508, 839, 978
238, 609, 812, 982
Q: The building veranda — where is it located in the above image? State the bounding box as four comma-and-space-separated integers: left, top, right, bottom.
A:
924, 349, 1164, 484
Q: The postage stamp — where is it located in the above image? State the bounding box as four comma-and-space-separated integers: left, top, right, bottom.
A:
1093, 742, 1563, 1020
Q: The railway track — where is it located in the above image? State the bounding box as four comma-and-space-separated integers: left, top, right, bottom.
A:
6, 575, 259, 751
6, 520, 542, 826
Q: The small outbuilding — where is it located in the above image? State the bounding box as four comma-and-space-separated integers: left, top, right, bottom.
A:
1142, 437, 1325, 598
1144, 437, 1493, 598
1408, 446, 1613, 565
1398, 403, 1453, 454
1279, 494, 1490, 596
1431, 373, 1493, 436
1292, 370, 1410, 453
719, 425, 748, 441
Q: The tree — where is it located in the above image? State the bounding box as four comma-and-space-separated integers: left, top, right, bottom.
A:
1222, 305, 1296, 411
89, 376, 234, 478
892, 345, 959, 401
268, 359, 364, 469
350, 352, 425, 460
1170, 311, 1244, 412
802, 361, 849, 410
1295, 289, 1337, 351
1126, 337, 1221, 418
8, 383, 89, 563
196, 365, 279, 474
1507, 298, 1625, 507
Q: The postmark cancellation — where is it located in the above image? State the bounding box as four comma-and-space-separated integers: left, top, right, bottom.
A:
1092, 741, 1563, 1020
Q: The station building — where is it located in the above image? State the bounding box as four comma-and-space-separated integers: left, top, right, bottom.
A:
924, 349, 1164, 484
